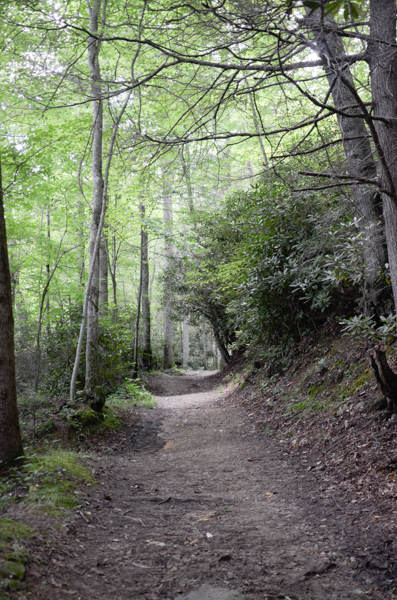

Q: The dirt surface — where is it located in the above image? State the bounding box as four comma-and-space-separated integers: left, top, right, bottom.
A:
19, 372, 397, 599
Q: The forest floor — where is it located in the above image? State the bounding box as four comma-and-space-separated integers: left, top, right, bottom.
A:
8, 365, 397, 600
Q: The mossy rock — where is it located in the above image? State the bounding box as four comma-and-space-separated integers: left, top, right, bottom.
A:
68, 408, 104, 430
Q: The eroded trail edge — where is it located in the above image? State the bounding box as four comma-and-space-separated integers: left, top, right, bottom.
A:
27, 373, 397, 600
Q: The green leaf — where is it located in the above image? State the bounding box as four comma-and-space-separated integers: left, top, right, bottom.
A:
302, 1, 320, 8
324, 0, 344, 16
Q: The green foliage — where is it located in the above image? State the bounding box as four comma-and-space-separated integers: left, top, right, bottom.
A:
340, 314, 397, 341
172, 167, 363, 358
44, 305, 134, 396
163, 367, 184, 376
107, 379, 156, 410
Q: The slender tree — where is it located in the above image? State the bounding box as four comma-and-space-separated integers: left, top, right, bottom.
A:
99, 231, 108, 314
85, 0, 104, 403
162, 164, 174, 369
140, 204, 152, 370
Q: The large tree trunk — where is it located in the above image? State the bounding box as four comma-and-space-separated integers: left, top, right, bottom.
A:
214, 331, 231, 366
308, 9, 385, 292
140, 204, 152, 370
368, 0, 397, 310
0, 156, 24, 467
162, 165, 174, 369
85, 0, 104, 404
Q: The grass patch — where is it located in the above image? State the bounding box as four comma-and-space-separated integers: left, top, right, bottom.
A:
0, 520, 32, 547
339, 367, 372, 400
291, 383, 328, 414
107, 379, 156, 410
18, 450, 95, 515
163, 367, 185, 376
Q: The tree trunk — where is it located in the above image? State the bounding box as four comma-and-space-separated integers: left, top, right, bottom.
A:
85, 0, 104, 402
0, 155, 24, 467
162, 165, 174, 369
77, 196, 85, 287
99, 231, 108, 316
201, 316, 207, 370
182, 145, 194, 214
109, 195, 118, 322
214, 340, 218, 370
182, 319, 189, 367
132, 255, 142, 379
46, 209, 50, 342
368, 347, 397, 413
140, 204, 152, 370
247, 89, 268, 167
368, 0, 397, 311
214, 331, 231, 365
307, 9, 385, 292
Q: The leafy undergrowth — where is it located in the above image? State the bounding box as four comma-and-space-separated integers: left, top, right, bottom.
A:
232, 325, 397, 511
17, 378, 155, 447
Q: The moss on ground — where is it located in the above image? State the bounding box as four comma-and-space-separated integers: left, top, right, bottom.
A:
23, 450, 95, 515
338, 367, 372, 400
0, 519, 33, 595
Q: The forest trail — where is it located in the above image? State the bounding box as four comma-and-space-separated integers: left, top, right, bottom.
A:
30, 373, 396, 600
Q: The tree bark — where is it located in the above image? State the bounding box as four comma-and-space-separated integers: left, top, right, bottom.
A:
99, 231, 108, 315
182, 319, 189, 367
77, 196, 85, 287
162, 165, 174, 369
0, 155, 24, 467
247, 89, 268, 167
109, 195, 118, 322
214, 331, 231, 365
182, 145, 194, 214
308, 9, 385, 291
201, 316, 207, 370
368, 347, 397, 413
85, 0, 104, 401
368, 0, 397, 311
132, 253, 142, 379
140, 204, 152, 370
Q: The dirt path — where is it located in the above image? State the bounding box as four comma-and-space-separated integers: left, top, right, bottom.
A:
28, 373, 397, 600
